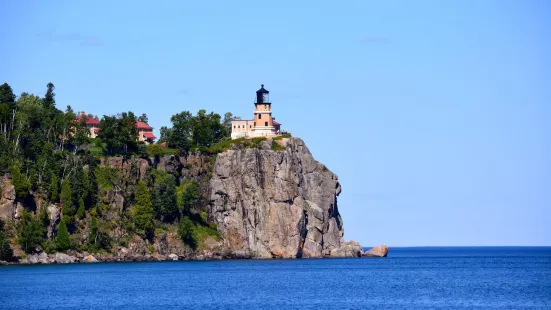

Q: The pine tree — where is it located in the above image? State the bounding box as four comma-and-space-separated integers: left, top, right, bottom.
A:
55, 219, 70, 251
132, 180, 154, 238
10, 164, 31, 199
50, 174, 59, 202
17, 210, 44, 253
178, 216, 196, 249
60, 180, 74, 216
76, 197, 85, 219
0, 219, 14, 261
89, 217, 98, 243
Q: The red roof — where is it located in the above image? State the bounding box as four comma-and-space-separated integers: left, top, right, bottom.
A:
143, 132, 156, 139
136, 121, 153, 130
75, 114, 100, 126
273, 121, 281, 126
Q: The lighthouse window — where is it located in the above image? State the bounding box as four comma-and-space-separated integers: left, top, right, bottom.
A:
265, 122, 268, 126
258, 114, 262, 119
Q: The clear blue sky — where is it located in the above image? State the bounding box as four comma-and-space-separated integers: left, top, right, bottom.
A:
1, 0, 549, 246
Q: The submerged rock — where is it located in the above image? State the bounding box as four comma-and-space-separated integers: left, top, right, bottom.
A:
363, 244, 388, 257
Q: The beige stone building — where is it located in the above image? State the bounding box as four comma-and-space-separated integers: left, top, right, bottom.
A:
231, 85, 281, 139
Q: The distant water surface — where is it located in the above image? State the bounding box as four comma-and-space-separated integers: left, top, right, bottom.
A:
1, 247, 550, 309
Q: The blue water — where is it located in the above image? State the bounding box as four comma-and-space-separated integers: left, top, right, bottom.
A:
1, 247, 550, 309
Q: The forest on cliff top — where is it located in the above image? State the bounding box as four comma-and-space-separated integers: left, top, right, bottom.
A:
0, 82, 244, 262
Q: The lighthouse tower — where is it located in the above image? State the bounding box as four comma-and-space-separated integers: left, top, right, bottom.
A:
251, 84, 276, 137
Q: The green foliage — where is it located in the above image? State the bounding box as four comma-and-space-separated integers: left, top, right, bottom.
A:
61, 180, 75, 216
50, 174, 59, 202
10, 164, 31, 199
98, 112, 139, 155
178, 216, 197, 249
76, 197, 85, 219
17, 210, 44, 253
222, 112, 240, 135
73, 117, 90, 146
164, 110, 227, 153
95, 166, 119, 191
271, 140, 286, 152
0, 219, 14, 261
273, 133, 292, 140
132, 180, 154, 238
151, 170, 178, 222
55, 219, 70, 251
176, 180, 200, 214
206, 137, 269, 154
146, 144, 178, 157
87, 217, 111, 252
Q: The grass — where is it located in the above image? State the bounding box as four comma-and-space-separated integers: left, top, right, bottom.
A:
271, 140, 286, 152
146, 144, 178, 157
207, 135, 293, 154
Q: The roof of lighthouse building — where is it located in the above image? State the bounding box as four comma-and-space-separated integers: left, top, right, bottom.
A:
256, 84, 269, 94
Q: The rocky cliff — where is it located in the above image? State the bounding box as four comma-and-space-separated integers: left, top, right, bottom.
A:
0, 137, 362, 263
209, 137, 360, 258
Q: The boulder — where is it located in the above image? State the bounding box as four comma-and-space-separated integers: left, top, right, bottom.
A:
363, 244, 388, 257
329, 241, 363, 258
83, 255, 98, 263
54, 253, 77, 264
168, 253, 178, 261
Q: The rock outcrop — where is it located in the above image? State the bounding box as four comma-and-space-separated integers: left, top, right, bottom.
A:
0, 176, 17, 221
363, 244, 388, 257
208, 137, 355, 258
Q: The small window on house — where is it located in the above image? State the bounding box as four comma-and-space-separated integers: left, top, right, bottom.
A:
259, 114, 262, 119
254, 122, 256, 126
265, 122, 268, 126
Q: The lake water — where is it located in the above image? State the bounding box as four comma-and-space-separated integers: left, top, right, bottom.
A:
1, 247, 550, 309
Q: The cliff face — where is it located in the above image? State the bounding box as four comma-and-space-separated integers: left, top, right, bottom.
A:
1, 137, 361, 263
208, 137, 359, 258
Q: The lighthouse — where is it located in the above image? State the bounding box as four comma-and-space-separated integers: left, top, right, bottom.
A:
251, 84, 276, 137
230, 84, 282, 139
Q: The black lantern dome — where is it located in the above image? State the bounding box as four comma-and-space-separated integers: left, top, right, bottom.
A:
256, 84, 270, 104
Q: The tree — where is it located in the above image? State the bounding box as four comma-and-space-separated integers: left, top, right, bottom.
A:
190, 110, 225, 148
0, 219, 14, 261
42, 82, 55, 109
73, 117, 90, 146
138, 113, 148, 123
178, 216, 196, 249
0, 83, 16, 129
55, 219, 70, 251
152, 170, 178, 222
61, 180, 74, 216
98, 112, 138, 154
177, 180, 200, 214
132, 180, 154, 238
167, 111, 192, 152
17, 210, 44, 253
10, 164, 31, 199
222, 112, 240, 136
76, 197, 85, 219
50, 174, 59, 201
88, 217, 110, 251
